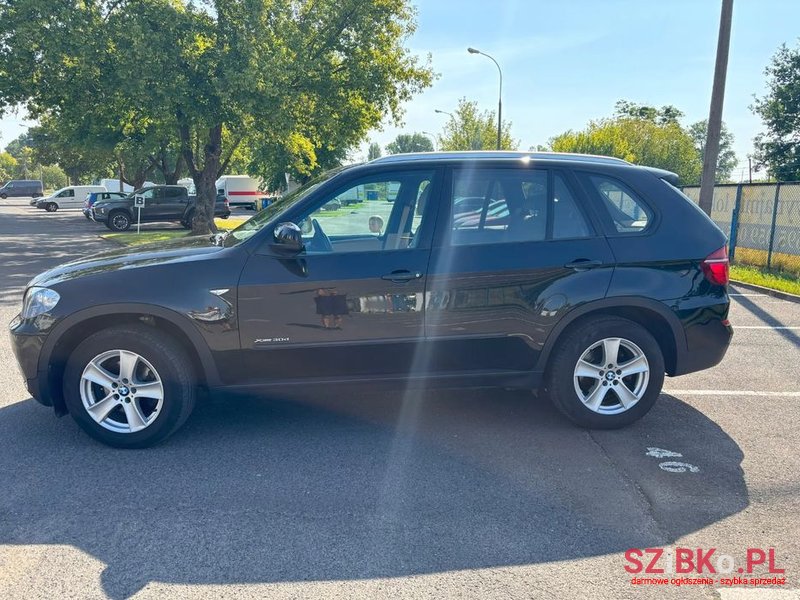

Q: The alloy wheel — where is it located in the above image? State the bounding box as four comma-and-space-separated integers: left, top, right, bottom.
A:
573, 337, 650, 415
79, 349, 164, 433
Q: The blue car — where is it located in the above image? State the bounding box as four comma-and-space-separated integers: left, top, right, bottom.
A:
82, 191, 128, 219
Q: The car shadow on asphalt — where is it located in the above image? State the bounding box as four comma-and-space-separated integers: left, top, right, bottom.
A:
0, 389, 747, 599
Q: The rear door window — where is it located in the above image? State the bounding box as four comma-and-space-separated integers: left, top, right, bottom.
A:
449, 168, 592, 245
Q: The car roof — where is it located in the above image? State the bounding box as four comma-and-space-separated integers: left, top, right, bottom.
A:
364, 151, 680, 184
370, 151, 630, 166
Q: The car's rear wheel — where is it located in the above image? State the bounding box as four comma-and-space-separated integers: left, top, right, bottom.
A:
545, 317, 664, 429
45, 202, 58, 212
63, 325, 196, 448
108, 210, 131, 231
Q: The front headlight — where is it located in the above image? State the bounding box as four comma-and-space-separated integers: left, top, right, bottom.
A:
21, 287, 61, 319
95, 205, 106, 214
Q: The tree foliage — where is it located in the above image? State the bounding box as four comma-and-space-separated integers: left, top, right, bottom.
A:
437, 98, 518, 151
688, 119, 737, 182
752, 41, 800, 181
0, 0, 433, 233
614, 100, 684, 126
0, 151, 16, 182
367, 142, 383, 160
550, 102, 703, 184
385, 132, 433, 154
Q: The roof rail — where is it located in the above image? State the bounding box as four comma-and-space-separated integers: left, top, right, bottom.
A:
370, 151, 630, 166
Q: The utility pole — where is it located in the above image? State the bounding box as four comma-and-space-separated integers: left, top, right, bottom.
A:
698, 0, 734, 216
748, 156, 752, 184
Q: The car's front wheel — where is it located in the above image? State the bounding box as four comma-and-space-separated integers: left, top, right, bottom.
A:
45, 202, 58, 212
545, 317, 664, 429
108, 210, 131, 231
63, 325, 196, 448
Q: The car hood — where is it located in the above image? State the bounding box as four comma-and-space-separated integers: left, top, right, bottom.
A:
29, 236, 227, 288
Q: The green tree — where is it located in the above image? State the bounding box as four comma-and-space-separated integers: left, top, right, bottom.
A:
0, 151, 16, 182
438, 98, 517, 151
752, 42, 800, 181
689, 119, 737, 182
40, 164, 68, 190
367, 142, 383, 160
385, 132, 433, 154
614, 100, 684, 125
0, 0, 433, 233
550, 103, 702, 184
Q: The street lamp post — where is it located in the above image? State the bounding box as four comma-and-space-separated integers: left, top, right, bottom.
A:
467, 47, 503, 150
434, 109, 453, 118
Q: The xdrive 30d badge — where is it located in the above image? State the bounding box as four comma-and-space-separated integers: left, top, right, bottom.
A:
9, 152, 733, 447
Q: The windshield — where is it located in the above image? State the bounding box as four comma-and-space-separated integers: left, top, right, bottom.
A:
223, 166, 350, 247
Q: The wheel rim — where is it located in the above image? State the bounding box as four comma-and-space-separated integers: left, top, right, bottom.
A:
573, 337, 649, 415
112, 214, 129, 230
80, 349, 164, 433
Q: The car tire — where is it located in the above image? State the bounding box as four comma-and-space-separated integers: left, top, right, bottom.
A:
0, 193, 7, 199
108, 210, 131, 232
62, 325, 196, 448
545, 317, 664, 429
45, 202, 58, 212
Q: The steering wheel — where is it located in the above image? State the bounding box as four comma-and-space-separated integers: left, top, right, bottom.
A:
311, 218, 333, 253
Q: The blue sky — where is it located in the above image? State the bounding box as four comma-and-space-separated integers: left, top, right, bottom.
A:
360, 0, 800, 180
2, 0, 798, 181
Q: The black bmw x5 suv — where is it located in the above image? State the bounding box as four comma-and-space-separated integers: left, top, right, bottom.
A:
10, 152, 732, 447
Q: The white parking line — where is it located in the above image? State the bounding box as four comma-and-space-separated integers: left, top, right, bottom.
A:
733, 326, 800, 329
665, 389, 800, 397
729, 293, 767, 297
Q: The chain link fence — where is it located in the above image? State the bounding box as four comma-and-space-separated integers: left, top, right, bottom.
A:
681, 183, 800, 276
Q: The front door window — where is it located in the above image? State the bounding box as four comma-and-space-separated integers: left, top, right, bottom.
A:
295, 171, 434, 254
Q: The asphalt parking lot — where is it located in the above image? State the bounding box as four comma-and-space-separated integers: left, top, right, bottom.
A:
1, 197, 798, 599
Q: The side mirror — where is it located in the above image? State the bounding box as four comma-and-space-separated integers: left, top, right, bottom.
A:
273, 222, 304, 254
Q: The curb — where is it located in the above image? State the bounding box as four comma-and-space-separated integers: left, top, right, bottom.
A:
730, 280, 800, 304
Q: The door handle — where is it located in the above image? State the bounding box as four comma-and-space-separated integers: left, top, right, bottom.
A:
381, 270, 423, 282
564, 259, 603, 271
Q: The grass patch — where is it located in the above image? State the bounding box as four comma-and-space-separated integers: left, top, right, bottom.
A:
216, 216, 249, 230
101, 230, 189, 246
730, 264, 800, 296
101, 218, 249, 246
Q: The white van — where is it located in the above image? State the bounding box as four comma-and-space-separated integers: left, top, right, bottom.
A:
216, 175, 263, 209
37, 185, 106, 212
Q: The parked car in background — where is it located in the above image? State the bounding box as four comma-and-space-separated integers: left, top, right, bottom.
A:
36, 185, 106, 212
0, 179, 44, 199
216, 175, 263, 210
9, 152, 733, 448
82, 191, 128, 219
91, 185, 231, 231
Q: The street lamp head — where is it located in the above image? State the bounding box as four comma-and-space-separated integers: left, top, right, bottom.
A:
467, 47, 480, 54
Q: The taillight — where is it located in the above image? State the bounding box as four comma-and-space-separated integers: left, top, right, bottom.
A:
701, 246, 729, 286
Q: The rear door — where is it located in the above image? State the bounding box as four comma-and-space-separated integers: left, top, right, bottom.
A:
230, 168, 441, 384
424, 164, 615, 374
156, 187, 187, 220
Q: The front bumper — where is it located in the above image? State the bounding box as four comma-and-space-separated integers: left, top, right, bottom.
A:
9, 315, 51, 406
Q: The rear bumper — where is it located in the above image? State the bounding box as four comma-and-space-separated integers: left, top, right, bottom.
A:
672, 314, 733, 376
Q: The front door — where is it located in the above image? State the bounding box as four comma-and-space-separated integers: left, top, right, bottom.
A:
231, 168, 441, 384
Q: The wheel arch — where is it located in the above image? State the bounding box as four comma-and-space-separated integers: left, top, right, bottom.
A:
538, 297, 686, 378
40, 304, 220, 415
